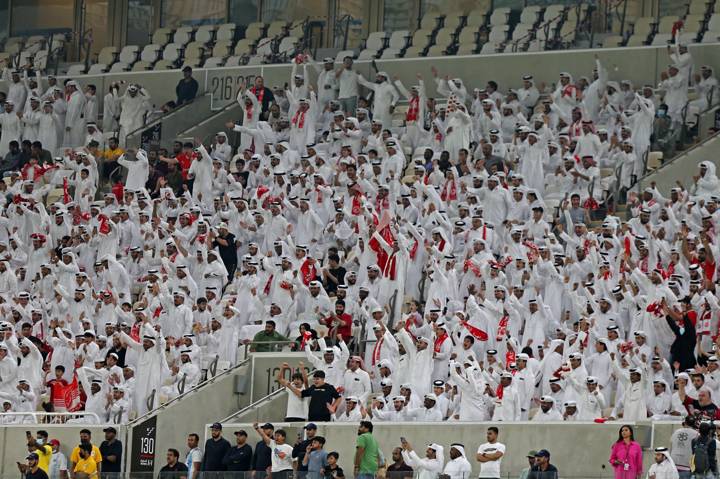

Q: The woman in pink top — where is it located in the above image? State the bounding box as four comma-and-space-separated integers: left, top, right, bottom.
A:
609, 425, 644, 479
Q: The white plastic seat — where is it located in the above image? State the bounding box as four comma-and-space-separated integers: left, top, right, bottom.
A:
289, 22, 306, 39
544, 4, 567, 20
118, 45, 139, 64
684, 14, 705, 32
33, 50, 49, 70
195, 25, 217, 44
334, 49, 355, 63
559, 22, 577, 40
443, 14, 463, 30
480, 42, 500, 54
153, 59, 175, 70
412, 29, 433, 48
626, 34, 647, 46
380, 48, 400, 59
366, 31, 387, 51
88, 63, 108, 74
512, 23, 533, 41
244, 23, 265, 41
216, 23, 237, 41
255, 37, 274, 56
24, 36, 44, 54
602, 35, 623, 47
109, 62, 129, 72
131, 61, 150, 71
678, 31, 700, 44
212, 40, 233, 57
225, 56, 243, 66
657, 16, 680, 33
277, 36, 298, 56
182, 59, 201, 68
456, 43, 476, 55
184, 41, 205, 60
98, 46, 118, 65
420, 12, 442, 30
434, 28, 456, 48
520, 6, 543, 25
152, 28, 173, 46
426, 45, 446, 56
488, 25, 509, 42
403, 45, 423, 57
708, 14, 720, 32
633, 17, 656, 36
526, 39, 545, 51
173, 26, 194, 45
388, 30, 410, 49
489, 8, 511, 26
357, 49, 377, 60
457, 27, 478, 45
204, 57, 225, 68
701, 32, 720, 42
140, 44, 162, 63
162, 43, 183, 62
267, 21, 288, 37
688, 0, 709, 14
234, 38, 255, 55
247, 55, 264, 65
466, 9, 488, 27
651, 33, 672, 45
66, 64, 86, 75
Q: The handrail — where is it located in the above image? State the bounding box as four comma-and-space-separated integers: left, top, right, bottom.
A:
242, 340, 296, 356
127, 356, 251, 426
636, 129, 720, 185
0, 411, 102, 423
220, 387, 287, 422
124, 93, 206, 141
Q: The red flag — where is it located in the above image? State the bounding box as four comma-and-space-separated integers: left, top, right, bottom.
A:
63, 374, 82, 412
97, 214, 111, 234
624, 236, 632, 256
300, 258, 317, 286
461, 319, 488, 341
63, 177, 70, 203
112, 181, 124, 202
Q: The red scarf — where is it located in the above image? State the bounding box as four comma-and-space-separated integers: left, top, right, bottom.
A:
495, 384, 504, 399
464, 259, 482, 277
351, 194, 363, 216
506, 350, 516, 368
372, 336, 384, 365
434, 331, 448, 353
461, 319, 488, 341
375, 195, 389, 213
441, 180, 457, 201
292, 109, 306, 129
409, 240, 419, 260
263, 274, 274, 295
299, 258, 317, 286
407, 96, 419, 122
496, 314, 509, 341
315, 187, 324, 203
98, 214, 111, 234
251, 86, 264, 104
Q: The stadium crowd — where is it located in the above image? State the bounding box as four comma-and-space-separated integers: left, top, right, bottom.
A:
0, 37, 718, 425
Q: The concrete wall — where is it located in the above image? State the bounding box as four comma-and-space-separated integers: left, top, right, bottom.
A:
211, 421, 671, 478
638, 133, 720, 194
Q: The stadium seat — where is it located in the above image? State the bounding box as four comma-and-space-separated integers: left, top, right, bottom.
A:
357, 49, 377, 60
465, 8, 488, 27
182, 59, 202, 69
109, 62, 129, 72
225, 56, 244, 67
678, 31, 699, 44
173, 26, 194, 45
684, 14, 706, 33
434, 28, 456, 49
688, 0, 710, 15
88, 63, 109, 74
480, 42, 501, 54
118, 45, 140, 64
380, 48, 400, 59
234, 39, 255, 56
651, 33, 672, 45
558, 22, 577, 42
289, 21, 306, 39
701, 32, 720, 42
707, 13, 720, 31
443, 13, 464, 30
457, 27, 479, 46
267, 21, 289, 37
140, 44, 162, 63
489, 8, 511, 26
544, 4, 567, 20
388, 31, 410, 50
602, 35, 624, 47
212, 40, 233, 58
526, 39, 546, 51
411, 29, 433, 49
185, 42, 205, 61
426, 45, 446, 57
245, 23, 265, 41
488, 25, 510, 42
365, 31, 388, 51
154, 59, 175, 70
204, 57, 225, 68
255, 38, 274, 56
277, 36, 298, 57
419, 12, 443, 30
152, 27, 174, 46
216, 23, 237, 42
97, 46, 118, 65
520, 6, 543, 25
66, 64, 86, 75
456, 43, 476, 55
402, 45, 424, 57
195, 25, 217, 44
657, 16, 680, 33
33, 50, 49, 70
131, 61, 150, 71
24, 36, 45, 54
247, 55, 264, 65
715, 1, 720, 13
632, 17, 656, 37
626, 34, 647, 46
512, 23, 534, 41
162, 43, 184, 63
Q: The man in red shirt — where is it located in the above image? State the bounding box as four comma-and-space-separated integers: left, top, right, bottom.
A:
321, 300, 352, 343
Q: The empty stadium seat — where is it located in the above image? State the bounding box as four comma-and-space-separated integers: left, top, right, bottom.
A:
512, 23, 534, 41
434, 28, 456, 49
684, 14, 706, 32
419, 12, 443, 30
131, 61, 150, 71
152, 28, 173, 46
466, 8, 488, 27
98, 46, 118, 65
195, 25, 217, 44
247, 55, 264, 65
457, 27, 479, 46
626, 34, 647, 46
234, 39, 255, 56
182, 59, 202, 68
443, 13, 464, 30
173, 26, 194, 45
267, 21, 288, 37
289, 22, 306, 39
678, 31, 700, 44
140, 44, 162, 63
688, 0, 710, 15
707, 13, 720, 31
426, 45, 446, 56
403, 45, 424, 57
651, 33, 672, 45
632, 17, 656, 36
255, 37, 274, 56
544, 4, 567, 20
380, 48, 400, 59
66, 64, 86, 75
520, 6, 543, 25
185, 41, 205, 60
456, 43, 476, 55
357, 49, 377, 60
204, 57, 225, 68
212, 40, 233, 58
33, 50, 49, 70
480, 42, 501, 54
488, 25, 510, 42
489, 8, 511, 26
245, 22, 265, 41
277, 36, 298, 57
88, 63, 108, 74
24, 36, 45, 54
118, 45, 140, 64
109, 62, 129, 72
657, 16, 680, 33
365, 31, 387, 51
225, 56, 244, 67
162, 43, 183, 62
153, 59, 175, 70
216, 23, 237, 42
411, 29, 433, 48
388, 31, 410, 50
602, 35, 624, 47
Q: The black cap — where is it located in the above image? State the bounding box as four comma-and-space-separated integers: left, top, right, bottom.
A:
103, 427, 117, 434
211, 422, 222, 430
304, 423, 317, 430
535, 449, 551, 458
26, 453, 39, 460
261, 423, 274, 430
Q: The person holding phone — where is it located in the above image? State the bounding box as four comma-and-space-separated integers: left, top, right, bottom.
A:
253, 422, 293, 479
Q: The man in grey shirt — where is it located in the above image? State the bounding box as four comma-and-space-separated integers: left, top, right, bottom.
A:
671, 417, 699, 479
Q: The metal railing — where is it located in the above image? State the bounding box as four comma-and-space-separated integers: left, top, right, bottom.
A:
0, 411, 102, 423
221, 386, 287, 422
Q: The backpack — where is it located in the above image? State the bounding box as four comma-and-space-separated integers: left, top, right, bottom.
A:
692, 437, 711, 473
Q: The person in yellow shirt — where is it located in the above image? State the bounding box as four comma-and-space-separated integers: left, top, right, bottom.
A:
70, 429, 102, 473
100, 136, 124, 181
26, 430, 53, 473
73, 444, 98, 479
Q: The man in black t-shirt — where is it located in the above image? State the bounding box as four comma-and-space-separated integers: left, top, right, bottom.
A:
160, 449, 189, 479
210, 223, 237, 280
286, 371, 342, 421
18, 453, 48, 479
99, 427, 123, 475
223, 430, 253, 471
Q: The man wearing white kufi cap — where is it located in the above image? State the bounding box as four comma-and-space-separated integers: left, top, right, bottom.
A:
444, 443, 471, 479
401, 439, 444, 479
357, 71, 399, 131
577, 376, 606, 420
648, 447, 679, 479
107, 385, 131, 423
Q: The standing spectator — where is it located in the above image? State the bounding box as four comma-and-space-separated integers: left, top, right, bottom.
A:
209, 223, 237, 280
292, 422, 318, 475
98, 427, 122, 478
400, 439, 442, 479
303, 436, 328, 479
690, 422, 716, 479
185, 433, 203, 479
519, 451, 537, 479
19, 452, 49, 479
70, 430, 102, 476
648, 447, 678, 479
323, 451, 344, 479
249, 76, 275, 117
250, 320, 291, 352
670, 417, 698, 479
386, 447, 413, 479
72, 444, 99, 479
335, 56, 359, 116
443, 443, 472, 479
176, 67, 199, 106
252, 422, 294, 479
48, 440, 68, 479
528, 450, 558, 479
609, 425, 643, 479
201, 423, 231, 473
251, 423, 273, 479
26, 430, 53, 473
160, 449, 189, 479
476, 427, 505, 479
354, 421, 380, 479
222, 430, 253, 472
286, 370, 341, 422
